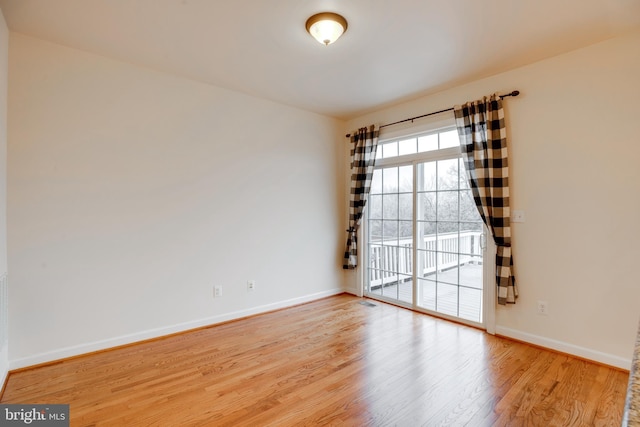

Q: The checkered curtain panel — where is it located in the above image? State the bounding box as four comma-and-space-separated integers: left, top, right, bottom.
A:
454, 95, 518, 304
343, 125, 379, 269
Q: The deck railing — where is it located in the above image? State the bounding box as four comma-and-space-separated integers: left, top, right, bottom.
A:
368, 231, 482, 288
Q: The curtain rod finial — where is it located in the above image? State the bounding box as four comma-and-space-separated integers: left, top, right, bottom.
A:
499, 90, 520, 100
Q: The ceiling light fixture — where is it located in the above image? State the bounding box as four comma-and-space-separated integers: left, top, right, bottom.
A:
305, 12, 348, 46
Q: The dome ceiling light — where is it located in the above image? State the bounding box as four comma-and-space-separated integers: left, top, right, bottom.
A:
305, 12, 348, 46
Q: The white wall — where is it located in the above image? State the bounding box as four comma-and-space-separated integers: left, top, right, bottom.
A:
8, 33, 345, 368
346, 30, 640, 369
0, 7, 8, 384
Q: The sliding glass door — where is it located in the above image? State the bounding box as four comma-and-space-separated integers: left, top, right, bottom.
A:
365, 128, 486, 326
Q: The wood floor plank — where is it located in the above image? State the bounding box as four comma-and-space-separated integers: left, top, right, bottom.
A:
1, 294, 629, 426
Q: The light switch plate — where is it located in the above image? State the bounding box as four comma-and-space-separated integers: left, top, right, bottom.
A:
512, 210, 525, 223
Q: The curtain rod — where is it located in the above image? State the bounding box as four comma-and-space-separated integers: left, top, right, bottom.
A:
345, 90, 520, 138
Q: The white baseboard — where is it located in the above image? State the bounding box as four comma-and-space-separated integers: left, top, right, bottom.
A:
495, 326, 631, 370
9, 288, 343, 371
343, 287, 358, 296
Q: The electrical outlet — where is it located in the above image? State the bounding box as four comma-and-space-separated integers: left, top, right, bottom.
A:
214, 286, 222, 298
537, 300, 548, 316
247, 280, 256, 292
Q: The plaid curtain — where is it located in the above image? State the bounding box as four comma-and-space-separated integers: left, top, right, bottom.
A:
454, 94, 517, 304
343, 125, 379, 269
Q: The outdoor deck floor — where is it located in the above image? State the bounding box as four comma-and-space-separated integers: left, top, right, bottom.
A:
368, 264, 483, 323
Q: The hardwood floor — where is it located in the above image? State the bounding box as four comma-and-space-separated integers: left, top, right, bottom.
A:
1, 294, 629, 426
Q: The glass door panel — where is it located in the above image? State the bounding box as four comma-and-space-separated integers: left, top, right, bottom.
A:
366, 165, 413, 305
416, 158, 484, 323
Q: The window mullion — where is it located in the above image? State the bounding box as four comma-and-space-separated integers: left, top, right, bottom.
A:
412, 162, 418, 308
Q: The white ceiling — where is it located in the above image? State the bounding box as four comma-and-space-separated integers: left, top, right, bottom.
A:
0, 0, 639, 120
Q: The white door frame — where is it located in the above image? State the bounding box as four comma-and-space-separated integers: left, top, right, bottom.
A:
484, 234, 497, 334
357, 134, 497, 331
